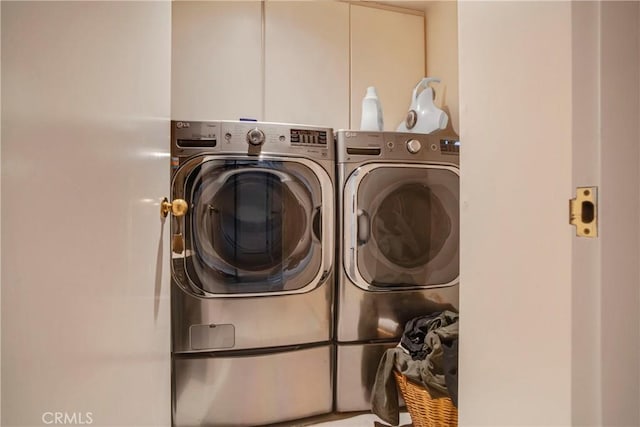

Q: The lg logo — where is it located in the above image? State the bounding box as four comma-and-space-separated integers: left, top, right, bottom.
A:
42, 412, 93, 425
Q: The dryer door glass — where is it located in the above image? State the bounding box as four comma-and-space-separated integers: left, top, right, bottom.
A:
352, 165, 459, 288
177, 159, 324, 295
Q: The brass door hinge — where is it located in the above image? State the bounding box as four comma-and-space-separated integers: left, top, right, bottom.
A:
570, 187, 598, 237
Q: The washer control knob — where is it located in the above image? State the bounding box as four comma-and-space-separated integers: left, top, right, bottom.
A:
247, 128, 265, 146
406, 139, 422, 154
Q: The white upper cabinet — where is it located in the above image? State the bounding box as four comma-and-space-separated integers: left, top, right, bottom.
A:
171, 2, 423, 131
350, 5, 425, 131
171, 1, 263, 121
264, 1, 350, 129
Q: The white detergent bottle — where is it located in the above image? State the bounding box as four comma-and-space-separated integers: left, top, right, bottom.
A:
360, 86, 384, 131
397, 77, 448, 134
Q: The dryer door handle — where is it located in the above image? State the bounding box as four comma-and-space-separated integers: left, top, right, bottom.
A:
312, 206, 322, 242
357, 209, 370, 245
213, 167, 290, 185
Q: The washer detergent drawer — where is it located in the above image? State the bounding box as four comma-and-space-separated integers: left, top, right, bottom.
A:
172, 345, 333, 427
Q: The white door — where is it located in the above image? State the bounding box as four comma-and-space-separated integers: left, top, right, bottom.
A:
458, 2, 640, 426
1, 2, 172, 426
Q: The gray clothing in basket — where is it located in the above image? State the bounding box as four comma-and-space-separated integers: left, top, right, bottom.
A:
419, 320, 459, 399
371, 346, 415, 426
371, 312, 459, 426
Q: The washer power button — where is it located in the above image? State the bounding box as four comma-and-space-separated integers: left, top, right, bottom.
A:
247, 128, 265, 146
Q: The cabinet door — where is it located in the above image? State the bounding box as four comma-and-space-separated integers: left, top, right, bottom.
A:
172, 1, 263, 121
265, 1, 349, 129
350, 5, 425, 131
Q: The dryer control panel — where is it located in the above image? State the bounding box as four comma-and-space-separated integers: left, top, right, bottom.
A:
335, 130, 459, 165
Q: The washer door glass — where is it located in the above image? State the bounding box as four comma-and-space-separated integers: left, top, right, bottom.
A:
349, 165, 459, 288
179, 159, 323, 294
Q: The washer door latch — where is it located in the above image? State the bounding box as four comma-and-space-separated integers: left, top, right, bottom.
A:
570, 187, 598, 238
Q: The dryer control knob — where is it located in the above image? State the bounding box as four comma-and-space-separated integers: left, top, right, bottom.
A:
247, 128, 265, 146
406, 139, 422, 154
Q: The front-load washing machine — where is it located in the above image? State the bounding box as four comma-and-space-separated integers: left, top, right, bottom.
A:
334, 130, 460, 412
166, 121, 335, 426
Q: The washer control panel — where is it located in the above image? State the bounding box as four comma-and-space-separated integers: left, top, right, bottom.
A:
171, 121, 334, 160
290, 128, 328, 146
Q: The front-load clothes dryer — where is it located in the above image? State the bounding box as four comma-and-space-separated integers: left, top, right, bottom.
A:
334, 130, 460, 412
166, 121, 335, 427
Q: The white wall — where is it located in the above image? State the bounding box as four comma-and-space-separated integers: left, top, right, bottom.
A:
350, 4, 424, 131
599, 2, 640, 425
458, 2, 573, 425
424, 1, 459, 135
383, 0, 459, 134
1, 2, 171, 426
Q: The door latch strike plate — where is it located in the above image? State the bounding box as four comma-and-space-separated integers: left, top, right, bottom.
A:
570, 187, 598, 238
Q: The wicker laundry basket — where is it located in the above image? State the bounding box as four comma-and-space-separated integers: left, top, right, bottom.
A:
393, 371, 458, 427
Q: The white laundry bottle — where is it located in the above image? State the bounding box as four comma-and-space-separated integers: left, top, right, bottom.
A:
360, 86, 384, 131
397, 77, 448, 134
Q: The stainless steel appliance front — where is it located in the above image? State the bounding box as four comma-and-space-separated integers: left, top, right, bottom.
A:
173, 345, 333, 427
334, 130, 460, 412
169, 121, 335, 426
171, 154, 334, 353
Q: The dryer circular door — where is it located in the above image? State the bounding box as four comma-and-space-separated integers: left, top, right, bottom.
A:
171, 156, 333, 296
343, 163, 459, 290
